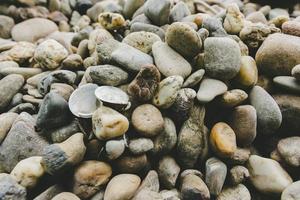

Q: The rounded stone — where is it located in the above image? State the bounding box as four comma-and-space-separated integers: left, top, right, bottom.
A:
166, 22, 202, 58
277, 137, 300, 167
292, 64, 300, 80
152, 41, 192, 78
144, 0, 171, 26
210, 122, 237, 158
98, 12, 125, 31
169, 1, 191, 22
0, 112, 18, 143
249, 86, 282, 135
105, 140, 125, 160
158, 156, 180, 189
123, 31, 161, 54
52, 192, 80, 200
229, 105, 257, 147
132, 104, 164, 137
229, 166, 249, 185
72, 161, 112, 199
104, 174, 141, 200
61, 54, 83, 70
204, 37, 241, 80
34, 39, 68, 70
233, 55, 258, 88
197, 78, 228, 104
255, 33, 300, 77
182, 69, 205, 88
282, 21, 300, 37
0, 15, 14, 39
92, 106, 129, 140
281, 181, 300, 200
114, 154, 148, 174
0, 173, 26, 200
219, 89, 248, 108
11, 18, 58, 42
216, 184, 251, 200
273, 76, 300, 94
129, 138, 154, 155
89, 65, 128, 86
223, 3, 244, 34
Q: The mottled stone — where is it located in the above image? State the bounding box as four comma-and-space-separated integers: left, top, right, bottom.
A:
158, 156, 180, 189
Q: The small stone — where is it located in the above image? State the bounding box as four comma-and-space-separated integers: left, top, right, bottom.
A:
246, 11, 267, 24
249, 86, 282, 135
219, 89, 248, 108
72, 161, 112, 199
197, 78, 228, 104
202, 16, 227, 37
282, 21, 300, 37
34, 39, 68, 70
229, 147, 251, 165
160, 189, 180, 200
48, 119, 80, 143
229, 166, 249, 185
98, 12, 125, 31
129, 138, 154, 155
269, 8, 289, 19
205, 157, 227, 196
255, 33, 300, 77
292, 64, 300, 80
0, 173, 26, 200
153, 75, 184, 109
183, 69, 205, 88
136, 170, 159, 193
0, 112, 49, 172
158, 156, 180, 189
10, 156, 44, 189
105, 140, 125, 160
152, 41, 192, 78
61, 54, 83, 70
115, 154, 148, 174
204, 37, 241, 80
277, 137, 300, 167
273, 76, 300, 94
223, 3, 245, 34
87, 1, 122, 22
229, 105, 257, 146
216, 184, 251, 200
89, 65, 128, 86
132, 104, 164, 137
247, 155, 293, 194
0, 15, 14, 39
34, 184, 64, 200
123, 0, 145, 19
144, 0, 171, 26
0, 61, 19, 70
52, 192, 80, 200
169, 1, 191, 22
0, 112, 18, 143
234, 55, 258, 88
11, 18, 58, 42
50, 83, 74, 101
152, 117, 177, 156
166, 22, 202, 59
130, 22, 165, 40
281, 181, 300, 200
210, 122, 237, 158
6, 42, 36, 64
128, 64, 161, 102
0, 67, 42, 80
104, 174, 141, 200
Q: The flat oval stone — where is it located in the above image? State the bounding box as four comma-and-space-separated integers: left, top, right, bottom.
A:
197, 78, 228, 104
166, 22, 202, 59
0, 15, 15, 39
89, 65, 128, 86
130, 22, 165, 40
249, 86, 282, 135
12, 18, 58, 42
247, 155, 292, 194
204, 37, 241, 80
153, 75, 184, 109
255, 33, 300, 77
0, 67, 42, 80
273, 76, 300, 94
183, 69, 205, 88
281, 181, 300, 200
105, 140, 125, 160
219, 89, 248, 108
152, 41, 192, 78
277, 137, 300, 167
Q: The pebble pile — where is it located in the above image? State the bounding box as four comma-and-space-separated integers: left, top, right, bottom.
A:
0, 0, 300, 200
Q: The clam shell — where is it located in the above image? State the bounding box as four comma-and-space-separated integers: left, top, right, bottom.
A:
95, 86, 130, 108
69, 83, 99, 118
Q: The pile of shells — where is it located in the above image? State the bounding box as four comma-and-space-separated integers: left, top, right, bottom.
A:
0, 0, 300, 199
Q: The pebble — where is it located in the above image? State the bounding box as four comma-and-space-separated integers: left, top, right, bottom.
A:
204, 37, 241, 80
247, 155, 293, 194
233, 55, 258, 88
6, 41, 36, 64
123, 0, 145, 19
61, 54, 83, 70
0, 113, 18, 143
89, 65, 128, 86
129, 138, 154, 155
219, 89, 248, 108
123, 31, 161, 54
132, 104, 164, 137
182, 69, 205, 88
130, 22, 165, 40
48, 119, 79, 143
0, 74, 24, 111
0, 67, 42, 80
105, 140, 125, 160
246, 11, 267, 24
292, 64, 300, 80
0, 15, 15, 39
197, 78, 228, 103
11, 18, 58, 42
205, 157, 227, 196
152, 41, 192, 78
50, 83, 74, 101
229, 166, 249, 185
72, 161, 112, 199
0, 112, 48, 172
114, 154, 148, 174
210, 122, 237, 158
202, 16, 227, 37
104, 174, 141, 200
87, 1, 122, 22
281, 181, 300, 200
269, 8, 289, 19
52, 192, 80, 200
169, 1, 191, 22
216, 184, 251, 200
273, 76, 300, 94
0, 61, 19, 70
0, 173, 26, 200
166, 22, 202, 58
256, 33, 300, 77
158, 156, 180, 189
144, 0, 171, 26
277, 137, 300, 167
98, 12, 125, 31
223, 3, 244, 34
229, 105, 257, 146
128, 64, 161, 102
153, 75, 184, 109
282, 20, 300, 37
249, 86, 282, 135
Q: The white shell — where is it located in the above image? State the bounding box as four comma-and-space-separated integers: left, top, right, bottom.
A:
69, 83, 99, 118
95, 86, 130, 106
